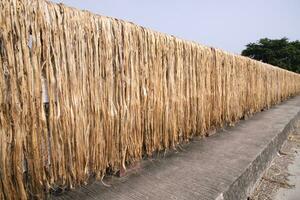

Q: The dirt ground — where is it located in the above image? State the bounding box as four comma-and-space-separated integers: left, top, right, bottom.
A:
250, 120, 300, 200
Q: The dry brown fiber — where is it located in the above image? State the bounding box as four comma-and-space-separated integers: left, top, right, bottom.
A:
0, 0, 300, 199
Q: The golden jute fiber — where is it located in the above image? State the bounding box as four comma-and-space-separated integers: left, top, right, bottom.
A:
1, 0, 300, 199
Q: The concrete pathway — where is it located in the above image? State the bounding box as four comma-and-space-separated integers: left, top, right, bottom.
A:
52, 96, 300, 200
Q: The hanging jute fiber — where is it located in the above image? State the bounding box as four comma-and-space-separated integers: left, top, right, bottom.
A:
1, 0, 300, 199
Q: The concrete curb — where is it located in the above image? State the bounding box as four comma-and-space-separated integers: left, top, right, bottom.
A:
221, 110, 300, 200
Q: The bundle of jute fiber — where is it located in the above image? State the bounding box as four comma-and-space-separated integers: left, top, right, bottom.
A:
1, 0, 300, 199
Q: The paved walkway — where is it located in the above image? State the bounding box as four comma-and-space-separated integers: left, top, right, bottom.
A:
53, 96, 300, 200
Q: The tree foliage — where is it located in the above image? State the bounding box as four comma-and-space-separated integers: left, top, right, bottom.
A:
242, 38, 300, 73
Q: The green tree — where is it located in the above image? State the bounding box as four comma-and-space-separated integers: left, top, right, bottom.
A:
241, 38, 300, 73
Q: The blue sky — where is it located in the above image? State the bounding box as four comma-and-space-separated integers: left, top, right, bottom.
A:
50, 0, 299, 54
